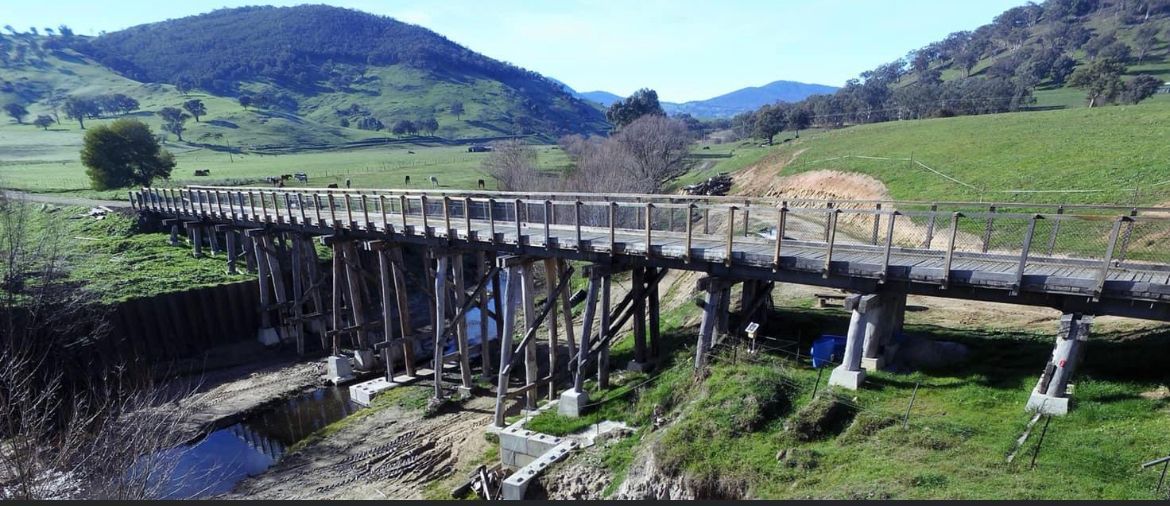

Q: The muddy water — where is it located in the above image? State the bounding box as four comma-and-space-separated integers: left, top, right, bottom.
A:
158, 386, 359, 499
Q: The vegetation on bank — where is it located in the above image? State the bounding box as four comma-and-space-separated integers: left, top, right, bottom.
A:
20, 203, 250, 302
524, 291, 1170, 499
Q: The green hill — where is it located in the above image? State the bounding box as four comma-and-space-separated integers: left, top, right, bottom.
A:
738, 98, 1170, 205
0, 5, 607, 150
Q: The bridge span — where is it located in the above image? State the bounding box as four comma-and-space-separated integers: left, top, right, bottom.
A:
131, 186, 1170, 417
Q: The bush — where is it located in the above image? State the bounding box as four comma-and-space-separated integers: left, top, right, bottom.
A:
785, 393, 858, 442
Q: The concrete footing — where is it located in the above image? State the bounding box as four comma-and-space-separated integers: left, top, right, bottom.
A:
257, 327, 280, 346
353, 349, 376, 371
1025, 391, 1071, 415
860, 356, 885, 371
326, 355, 354, 385
828, 367, 866, 390
558, 390, 588, 418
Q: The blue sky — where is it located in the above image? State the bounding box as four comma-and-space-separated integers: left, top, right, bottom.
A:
2, 0, 1025, 102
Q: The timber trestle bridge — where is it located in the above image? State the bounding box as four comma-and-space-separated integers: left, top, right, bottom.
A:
131, 185, 1170, 418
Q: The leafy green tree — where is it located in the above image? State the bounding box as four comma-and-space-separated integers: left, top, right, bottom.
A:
80, 119, 175, 190
391, 119, 414, 137
1068, 59, 1127, 107
787, 107, 812, 138
1048, 55, 1077, 85
158, 107, 190, 141
63, 97, 97, 129
33, 115, 53, 130
418, 117, 439, 136
449, 101, 464, 119
1122, 74, 1163, 104
238, 95, 252, 110
753, 104, 788, 144
182, 99, 206, 122
4, 103, 28, 124
605, 88, 664, 129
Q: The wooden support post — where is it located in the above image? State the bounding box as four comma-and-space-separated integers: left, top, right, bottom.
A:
433, 254, 450, 399
225, 229, 238, 274
574, 271, 600, 392
695, 279, 722, 369
291, 235, 306, 356
597, 272, 612, 389
389, 246, 416, 376
253, 233, 273, 329
478, 251, 493, 381
243, 233, 257, 273
558, 258, 577, 362
169, 222, 180, 246
264, 235, 288, 314
453, 254, 473, 393
543, 258, 561, 399
630, 266, 648, 368
192, 224, 204, 258
648, 267, 662, 359
208, 227, 221, 255
493, 264, 522, 427
520, 261, 539, 410
331, 241, 344, 355
376, 247, 397, 380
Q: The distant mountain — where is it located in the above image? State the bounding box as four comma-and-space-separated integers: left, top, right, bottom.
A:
576, 91, 624, 106
558, 79, 838, 118
59, 5, 608, 139
662, 80, 839, 118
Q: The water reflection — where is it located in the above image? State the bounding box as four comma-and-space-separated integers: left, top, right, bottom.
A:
156, 386, 358, 498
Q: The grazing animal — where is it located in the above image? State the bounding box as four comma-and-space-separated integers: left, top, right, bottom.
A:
294, 172, 309, 182
429, 176, 438, 188
193, 169, 210, 176
405, 175, 411, 185
280, 174, 292, 180
477, 179, 485, 189
408, 150, 415, 154
327, 183, 339, 189
345, 178, 351, 188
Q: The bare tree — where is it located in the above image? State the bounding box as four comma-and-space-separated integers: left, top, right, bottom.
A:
481, 139, 545, 192
0, 196, 199, 500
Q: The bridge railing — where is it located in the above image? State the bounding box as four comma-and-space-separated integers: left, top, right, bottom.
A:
132, 187, 1170, 289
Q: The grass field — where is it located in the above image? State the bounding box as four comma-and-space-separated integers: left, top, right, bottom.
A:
763, 99, 1170, 205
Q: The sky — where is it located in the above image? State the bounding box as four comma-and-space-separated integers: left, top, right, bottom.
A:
1, 0, 1025, 102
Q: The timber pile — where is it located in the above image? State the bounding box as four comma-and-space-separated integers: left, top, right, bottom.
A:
682, 173, 732, 196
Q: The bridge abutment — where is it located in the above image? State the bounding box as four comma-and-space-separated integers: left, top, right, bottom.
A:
1026, 313, 1092, 415
860, 291, 906, 371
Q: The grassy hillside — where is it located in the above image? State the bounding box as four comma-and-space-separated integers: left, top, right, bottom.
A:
753, 99, 1170, 205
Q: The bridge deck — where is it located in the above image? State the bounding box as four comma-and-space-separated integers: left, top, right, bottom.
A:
131, 187, 1170, 321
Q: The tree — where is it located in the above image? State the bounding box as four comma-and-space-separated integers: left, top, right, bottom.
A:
63, 97, 97, 129
1068, 59, 1127, 107
1097, 41, 1132, 62
1084, 32, 1118, 60
482, 139, 539, 191
419, 117, 439, 136
157, 107, 189, 141
1048, 55, 1078, 85
56, 24, 73, 38
80, 118, 175, 189
182, 99, 206, 122
1134, 25, 1160, 62
391, 119, 414, 137
238, 95, 252, 110
32, 115, 53, 130
1122, 74, 1163, 104
449, 101, 464, 119
4, 103, 28, 124
175, 76, 194, 95
605, 88, 665, 129
753, 104, 788, 144
787, 107, 812, 137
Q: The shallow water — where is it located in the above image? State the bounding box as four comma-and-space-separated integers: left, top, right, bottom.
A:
156, 385, 359, 498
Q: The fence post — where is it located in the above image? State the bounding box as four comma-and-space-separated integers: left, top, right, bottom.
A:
1011, 215, 1041, 296
940, 212, 962, 289
923, 203, 939, 248
773, 203, 787, 272
981, 205, 997, 253
725, 206, 737, 267
1046, 205, 1064, 255
871, 202, 882, 245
